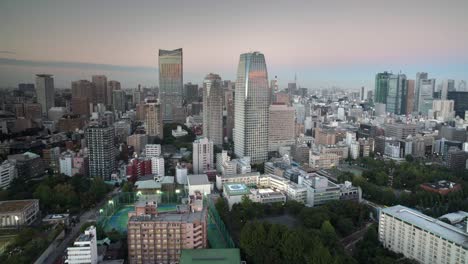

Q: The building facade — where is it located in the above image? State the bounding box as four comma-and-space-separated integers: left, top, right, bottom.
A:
202, 73, 223, 146
159, 48, 183, 122
86, 125, 116, 179
268, 104, 296, 152
234, 52, 270, 164
192, 138, 214, 174
35, 74, 55, 116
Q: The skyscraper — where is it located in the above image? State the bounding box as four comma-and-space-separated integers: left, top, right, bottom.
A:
234, 52, 269, 164
113, 90, 127, 112
360, 86, 367, 101
202, 73, 223, 147
405, 80, 415, 114
184, 83, 199, 104
144, 100, 164, 139
71, 80, 94, 116
374, 72, 391, 104
447, 91, 468, 119
92, 75, 107, 105
159, 48, 183, 122
441, 79, 455, 100
419, 79, 436, 116
193, 137, 214, 174
386, 74, 407, 115
107, 80, 121, 105
414, 72, 428, 112
86, 125, 116, 179
35, 74, 55, 116
268, 104, 295, 152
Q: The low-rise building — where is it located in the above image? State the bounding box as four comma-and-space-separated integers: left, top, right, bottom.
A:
216, 172, 260, 191
299, 174, 341, 207
66, 225, 98, 264
223, 183, 251, 209
0, 199, 39, 227
172, 125, 188, 137
309, 151, 340, 169
249, 188, 287, 204
379, 205, 468, 264
187, 174, 211, 196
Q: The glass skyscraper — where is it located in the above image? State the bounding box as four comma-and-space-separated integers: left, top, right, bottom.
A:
234, 52, 269, 164
419, 79, 435, 116
159, 48, 183, 122
203, 73, 224, 147
415, 72, 428, 112
35, 74, 55, 115
374, 72, 391, 104
386, 74, 407, 115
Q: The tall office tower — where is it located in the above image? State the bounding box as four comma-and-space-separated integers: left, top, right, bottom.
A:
72, 80, 94, 116
374, 72, 391, 104
112, 90, 126, 112
268, 104, 295, 152
107, 80, 121, 105
360, 86, 367, 101
405, 80, 415, 114
133, 85, 143, 106
144, 100, 164, 139
447, 91, 468, 119
233, 52, 270, 164
192, 137, 214, 174
92, 75, 107, 105
184, 83, 199, 104
441, 79, 455, 100
35, 74, 55, 116
18, 83, 35, 94
159, 48, 183, 122
386, 74, 407, 115
414, 72, 428, 112
458, 80, 467, 92
86, 125, 116, 179
418, 79, 436, 116
384, 123, 417, 140
202, 73, 223, 147
224, 88, 235, 141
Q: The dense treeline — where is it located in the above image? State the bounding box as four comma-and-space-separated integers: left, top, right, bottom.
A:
0, 174, 110, 214
216, 197, 385, 264
341, 157, 468, 216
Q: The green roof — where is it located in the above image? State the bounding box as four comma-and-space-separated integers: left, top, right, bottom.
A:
180, 249, 241, 264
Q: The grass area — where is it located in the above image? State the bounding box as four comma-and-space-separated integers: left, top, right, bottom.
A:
0, 235, 17, 254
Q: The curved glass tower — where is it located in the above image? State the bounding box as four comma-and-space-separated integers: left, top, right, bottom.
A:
233, 52, 269, 164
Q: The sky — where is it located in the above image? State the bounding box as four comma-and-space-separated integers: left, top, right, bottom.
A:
1, 0, 468, 89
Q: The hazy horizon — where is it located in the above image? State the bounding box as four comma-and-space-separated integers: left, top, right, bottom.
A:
1, 0, 468, 89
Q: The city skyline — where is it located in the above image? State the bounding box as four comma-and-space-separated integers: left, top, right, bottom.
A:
1, 0, 468, 89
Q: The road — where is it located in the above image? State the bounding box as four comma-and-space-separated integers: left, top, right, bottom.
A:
340, 222, 373, 254
42, 189, 119, 264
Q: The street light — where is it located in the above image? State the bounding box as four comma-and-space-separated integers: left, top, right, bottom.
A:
14, 216, 19, 230
175, 189, 180, 194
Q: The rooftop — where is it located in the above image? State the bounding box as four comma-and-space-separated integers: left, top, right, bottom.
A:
187, 174, 210, 186
382, 205, 468, 248
421, 180, 460, 190
180, 249, 241, 264
129, 206, 206, 223
0, 199, 38, 214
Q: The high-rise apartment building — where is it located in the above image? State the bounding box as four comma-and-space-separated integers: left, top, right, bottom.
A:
419, 79, 436, 116
374, 72, 391, 104
107, 80, 121, 105
151, 156, 165, 176
414, 72, 428, 112
202, 73, 223, 146
86, 125, 116, 179
234, 52, 270, 164
35, 74, 55, 116
193, 137, 214, 174
386, 74, 407, 115
127, 196, 208, 264
379, 205, 468, 264
159, 48, 183, 122
144, 100, 164, 139
268, 104, 296, 152
92, 75, 108, 105
432, 100, 455, 121
145, 144, 162, 158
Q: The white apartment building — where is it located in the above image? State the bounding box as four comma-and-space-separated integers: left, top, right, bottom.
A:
59, 151, 74, 177
66, 225, 98, 264
176, 163, 188, 184
151, 157, 164, 176
379, 205, 468, 264
350, 141, 360, 160
192, 137, 214, 174
0, 160, 16, 189
145, 144, 161, 158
